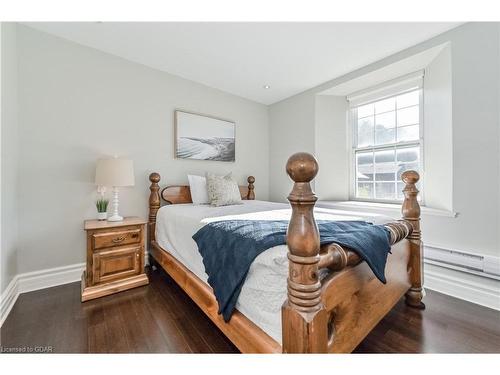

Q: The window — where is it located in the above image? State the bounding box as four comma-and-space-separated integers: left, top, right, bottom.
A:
350, 85, 422, 202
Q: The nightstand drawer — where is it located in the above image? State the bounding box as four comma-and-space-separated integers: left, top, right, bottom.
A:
92, 227, 141, 250
92, 246, 141, 284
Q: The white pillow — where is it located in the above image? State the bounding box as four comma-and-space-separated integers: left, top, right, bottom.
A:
188, 174, 209, 205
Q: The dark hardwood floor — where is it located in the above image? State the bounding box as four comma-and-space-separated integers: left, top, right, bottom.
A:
1, 267, 499, 353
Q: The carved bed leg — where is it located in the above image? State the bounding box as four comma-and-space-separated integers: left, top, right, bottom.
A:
401, 171, 425, 310
149, 253, 158, 271
282, 153, 328, 353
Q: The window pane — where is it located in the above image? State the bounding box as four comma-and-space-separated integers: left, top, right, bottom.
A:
357, 183, 374, 199
376, 111, 395, 129
374, 150, 396, 182
397, 125, 419, 142
375, 170, 396, 181
397, 90, 419, 108
358, 103, 374, 118
374, 149, 395, 163
356, 151, 373, 181
375, 182, 395, 200
375, 97, 395, 114
375, 111, 396, 145
396, 146, 419, 163
357, 151, 374, 165
397, 106, 419, 126
357, 116, 374, 147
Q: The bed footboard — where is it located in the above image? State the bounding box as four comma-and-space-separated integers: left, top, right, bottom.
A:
282, 153, 424, 353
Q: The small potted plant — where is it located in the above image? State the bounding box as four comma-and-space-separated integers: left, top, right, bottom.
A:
96, 197, 109, 220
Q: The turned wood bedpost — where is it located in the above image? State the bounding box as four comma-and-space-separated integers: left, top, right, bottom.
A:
401, 170, 425, 309
148, 173, 161, 247
282, 152, 328, 353
247, 176, 255, 200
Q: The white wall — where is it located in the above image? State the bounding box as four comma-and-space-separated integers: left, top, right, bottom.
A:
1, 23, 18, 294
423, 45, 453, 211
15, 25, 269, 274
314, 95, 348, 200
269, 22, 499, 259
268, 93, 315, 199
445, 23, 499, 257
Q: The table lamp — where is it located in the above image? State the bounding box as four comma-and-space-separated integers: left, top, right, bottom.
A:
95, 158, 135, 222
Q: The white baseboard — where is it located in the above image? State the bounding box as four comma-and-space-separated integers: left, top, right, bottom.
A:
16, 262, 85, 293
425, 267, 500, 311
0, 262, 85, 327
0, 277, 19, 328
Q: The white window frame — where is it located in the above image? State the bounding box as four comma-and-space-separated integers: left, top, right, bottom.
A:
348, 75, 425, 205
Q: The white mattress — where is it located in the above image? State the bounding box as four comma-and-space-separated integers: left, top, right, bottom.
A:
155, 200, 394, 344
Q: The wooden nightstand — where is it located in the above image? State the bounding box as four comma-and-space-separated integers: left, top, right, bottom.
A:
81, 217, 149, 302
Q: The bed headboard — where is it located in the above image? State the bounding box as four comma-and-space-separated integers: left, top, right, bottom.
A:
147, 173, 255, 243
160, 176, 255, 204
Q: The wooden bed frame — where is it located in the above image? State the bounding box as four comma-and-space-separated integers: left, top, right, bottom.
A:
147, 152, 424, 353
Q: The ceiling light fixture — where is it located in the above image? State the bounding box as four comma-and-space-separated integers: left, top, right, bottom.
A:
263, 85, 271, 89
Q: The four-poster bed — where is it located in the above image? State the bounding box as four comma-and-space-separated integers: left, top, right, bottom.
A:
147, 152, 424, 353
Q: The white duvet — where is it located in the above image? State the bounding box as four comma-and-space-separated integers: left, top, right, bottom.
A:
155, 200, 394, 343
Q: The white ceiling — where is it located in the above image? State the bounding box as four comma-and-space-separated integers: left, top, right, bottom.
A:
24, 22, 460, 105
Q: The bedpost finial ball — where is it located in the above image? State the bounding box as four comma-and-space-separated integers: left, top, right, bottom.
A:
247, 176, 255, 184
286, 152, 319, 183
401, 170, 419, 185
149, 172, 160, 183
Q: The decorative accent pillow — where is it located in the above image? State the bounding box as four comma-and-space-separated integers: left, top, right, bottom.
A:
206, 172, 242, 207
188, 174, 209, 205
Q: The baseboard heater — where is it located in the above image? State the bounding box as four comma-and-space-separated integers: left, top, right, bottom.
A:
424, 245, 500, 281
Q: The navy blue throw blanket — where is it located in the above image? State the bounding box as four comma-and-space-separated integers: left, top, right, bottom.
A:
192, 220, 391, 321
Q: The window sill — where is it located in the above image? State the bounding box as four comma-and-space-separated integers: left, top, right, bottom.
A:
317, 200, 458, 218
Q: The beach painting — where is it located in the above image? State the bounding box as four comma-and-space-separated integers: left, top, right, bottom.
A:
175, 110, 235, 162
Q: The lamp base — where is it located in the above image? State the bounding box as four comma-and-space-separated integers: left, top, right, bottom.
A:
107, 214, 124, 222
108, 187, 123, 222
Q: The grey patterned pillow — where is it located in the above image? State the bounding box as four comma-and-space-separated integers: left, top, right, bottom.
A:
206, 172, 242, 207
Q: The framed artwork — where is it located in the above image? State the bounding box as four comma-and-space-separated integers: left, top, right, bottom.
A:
174, 110, 235, 162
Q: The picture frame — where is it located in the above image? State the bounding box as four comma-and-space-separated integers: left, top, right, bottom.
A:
174, 110, 235, 162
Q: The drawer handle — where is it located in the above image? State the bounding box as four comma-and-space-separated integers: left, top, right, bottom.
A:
112, 236, 126, 243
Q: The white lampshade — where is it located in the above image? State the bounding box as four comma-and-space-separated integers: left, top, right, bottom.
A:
95, 158, 135, 187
